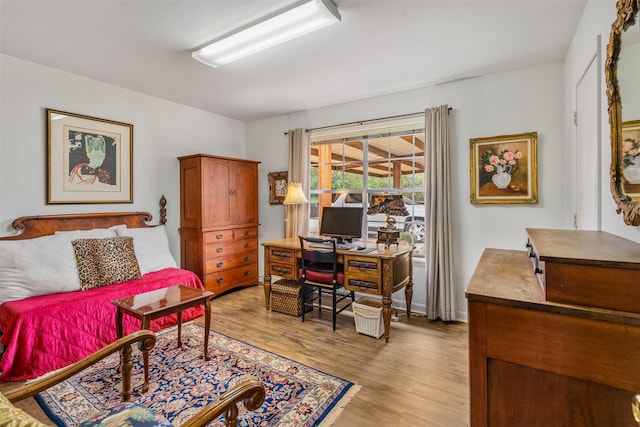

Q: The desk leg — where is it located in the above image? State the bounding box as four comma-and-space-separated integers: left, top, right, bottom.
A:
382, 260, 393, 344
204, 296, 211, 361
141, 317, 150, 393
406, 251, 413, 318
263, 250, 272, 309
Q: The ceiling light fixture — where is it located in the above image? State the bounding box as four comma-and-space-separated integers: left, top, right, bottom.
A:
192, 0, 340, 68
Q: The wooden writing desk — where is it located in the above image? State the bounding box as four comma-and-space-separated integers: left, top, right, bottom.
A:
262, 238, 413, 342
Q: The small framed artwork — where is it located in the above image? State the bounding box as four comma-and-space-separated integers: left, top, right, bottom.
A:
470, 131, 538, 204
268, 171, 288, 205
47, 109, 133, 204
622, 120, 640, 201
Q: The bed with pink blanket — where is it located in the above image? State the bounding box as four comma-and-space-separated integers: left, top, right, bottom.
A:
0, 211, 206, 382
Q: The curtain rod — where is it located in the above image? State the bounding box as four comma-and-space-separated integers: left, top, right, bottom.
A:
283, 107, 452, 135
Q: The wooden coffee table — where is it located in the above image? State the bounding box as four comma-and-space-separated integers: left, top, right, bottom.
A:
112, 285, 214, 392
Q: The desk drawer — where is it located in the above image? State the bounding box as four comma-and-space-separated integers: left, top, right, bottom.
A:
269, 262, 297, 279
344, 256, 382, 293
269, 247, 296, 264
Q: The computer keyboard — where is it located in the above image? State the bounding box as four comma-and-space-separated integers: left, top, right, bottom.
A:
308, 241, 354, 250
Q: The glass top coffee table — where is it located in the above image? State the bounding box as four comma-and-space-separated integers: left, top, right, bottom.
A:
112, 285, 214, 393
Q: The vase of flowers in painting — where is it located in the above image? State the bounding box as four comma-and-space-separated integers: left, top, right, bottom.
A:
491, 165, 512, 188
483, 149, 522, 189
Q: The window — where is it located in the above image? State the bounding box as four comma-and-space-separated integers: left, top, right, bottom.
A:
307, 114, 426, 258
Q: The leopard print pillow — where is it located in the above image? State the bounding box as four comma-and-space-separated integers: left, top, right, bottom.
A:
72, 237, 141, 291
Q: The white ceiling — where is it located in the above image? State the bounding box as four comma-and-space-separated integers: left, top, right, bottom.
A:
0, 0, 587, 122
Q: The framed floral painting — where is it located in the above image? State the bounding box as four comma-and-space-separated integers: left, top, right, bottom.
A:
622, 120, 640, 201
470, 131, 538, 204
268, 171, 288, 205
47, 109, 133, 204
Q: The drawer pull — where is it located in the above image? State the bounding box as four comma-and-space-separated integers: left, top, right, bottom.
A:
273, 266, 292, 274
216, 262, 223, 268
244, 243, 249, 248
273, 251, 291, 259
216, 248, 223, 253
243, 270, 250, 276
349, 260, 377, 270
244, 256, 249, 261
216, 277, 224, 283
216, 234, 223, 239
350, 279, 377, 289
243, 231, 249, 236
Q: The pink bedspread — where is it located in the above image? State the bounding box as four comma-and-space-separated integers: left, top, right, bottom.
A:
0, 268, 206, 382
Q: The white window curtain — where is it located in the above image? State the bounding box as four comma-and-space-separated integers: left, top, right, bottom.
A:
425, 105, 456, 321
286, 128, 310, 239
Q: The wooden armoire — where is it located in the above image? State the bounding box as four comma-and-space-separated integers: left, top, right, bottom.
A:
178, 153, 260, 296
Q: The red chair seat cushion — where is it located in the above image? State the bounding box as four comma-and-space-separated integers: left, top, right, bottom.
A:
299, 267, 344, 285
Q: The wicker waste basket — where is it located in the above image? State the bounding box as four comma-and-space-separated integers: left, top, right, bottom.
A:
271, 279, 308, 317
352, 298, 384, 338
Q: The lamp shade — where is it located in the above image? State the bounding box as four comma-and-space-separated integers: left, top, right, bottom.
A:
367, 194, 409, 216
283, 183, 309, 204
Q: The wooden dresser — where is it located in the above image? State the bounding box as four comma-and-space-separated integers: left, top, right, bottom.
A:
178, 154, 260, 296
466, 229, 640, 426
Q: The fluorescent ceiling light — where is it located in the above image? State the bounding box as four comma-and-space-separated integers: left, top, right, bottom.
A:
193, 0, 340, 67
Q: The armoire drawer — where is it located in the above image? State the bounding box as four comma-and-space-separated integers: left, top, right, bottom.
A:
205, 238, 257, 257
206, 252, 256, 273
205, 265, 258, 292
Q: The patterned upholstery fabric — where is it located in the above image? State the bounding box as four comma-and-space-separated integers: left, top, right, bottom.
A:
0, 392, 49, 427
77, 402, 172, 427
72, 237, 141, 290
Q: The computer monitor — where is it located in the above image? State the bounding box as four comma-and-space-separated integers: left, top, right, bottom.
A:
319, 207, 363, 243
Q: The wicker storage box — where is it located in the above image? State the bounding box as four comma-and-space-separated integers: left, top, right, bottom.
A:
271, 279, 305, 317
353, 298, 384, 338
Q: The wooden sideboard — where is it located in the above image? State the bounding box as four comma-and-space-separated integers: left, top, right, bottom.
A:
262, 238, 413, 343
466, 230, 640, 426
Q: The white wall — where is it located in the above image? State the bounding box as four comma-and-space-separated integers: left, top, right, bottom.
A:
0, 54, 247, 256
248, 62, 567, 321
564, 0, 640, 243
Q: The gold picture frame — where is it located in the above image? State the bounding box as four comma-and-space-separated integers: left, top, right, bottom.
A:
47, 109, 133, 204
470, 131, 538, 204
268, 171, 288, 205
622, 120, 640, 201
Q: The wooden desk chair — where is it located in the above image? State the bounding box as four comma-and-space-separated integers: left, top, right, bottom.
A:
299, 236, 355, 330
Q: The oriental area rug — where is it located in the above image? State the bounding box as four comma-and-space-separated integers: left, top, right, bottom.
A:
36, 322, 358, 426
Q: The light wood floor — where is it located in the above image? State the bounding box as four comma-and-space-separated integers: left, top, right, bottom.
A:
1, 285, 470, 426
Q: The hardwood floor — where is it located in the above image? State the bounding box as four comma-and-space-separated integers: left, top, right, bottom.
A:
1, 285, 470, 426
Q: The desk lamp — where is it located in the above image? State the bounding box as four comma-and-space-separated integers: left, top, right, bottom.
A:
367, 194, 408, 248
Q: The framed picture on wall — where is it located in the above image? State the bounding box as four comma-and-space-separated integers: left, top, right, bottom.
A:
622, 120, 640, 201
470, 131, 538, 204
268, 171, 288, 205
47, 109, 133, 204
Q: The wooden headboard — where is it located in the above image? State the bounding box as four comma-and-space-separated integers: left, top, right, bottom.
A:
0, 196, 167, 240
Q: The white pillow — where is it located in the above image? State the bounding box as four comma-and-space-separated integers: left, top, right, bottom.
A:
54, 226, 120, 238
115, 225, 177, 275
0, 234, 82, 305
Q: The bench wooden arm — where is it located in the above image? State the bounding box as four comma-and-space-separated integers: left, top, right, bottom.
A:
4, 329, 156, 403
180, 378, 266, 427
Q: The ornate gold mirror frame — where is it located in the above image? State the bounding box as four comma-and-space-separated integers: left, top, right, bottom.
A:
606, 0, 640, 226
